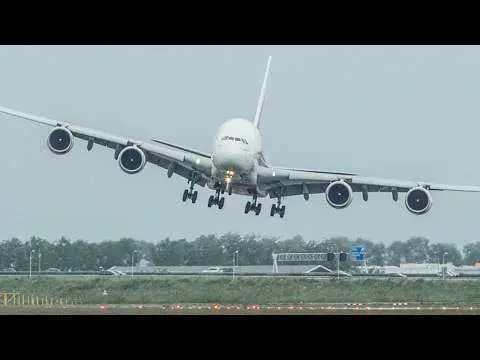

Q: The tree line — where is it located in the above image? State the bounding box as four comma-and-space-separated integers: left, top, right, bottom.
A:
0, 233, 479, 271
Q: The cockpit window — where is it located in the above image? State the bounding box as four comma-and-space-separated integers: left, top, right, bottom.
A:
220, 136, 248, 144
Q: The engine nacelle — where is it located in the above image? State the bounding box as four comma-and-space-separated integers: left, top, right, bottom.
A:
118, 145, 146, 174
405, 186, 433, 215
325, 180, 353, 209
47, 127, 74, 154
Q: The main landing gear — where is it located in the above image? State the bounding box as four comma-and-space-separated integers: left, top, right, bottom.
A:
245, 195, 262, 216
182, 171, 199, 204
270, 197, 286, 218
208, 188, 225, 209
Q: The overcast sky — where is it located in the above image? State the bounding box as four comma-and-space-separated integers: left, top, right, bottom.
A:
0, 45, 479, 247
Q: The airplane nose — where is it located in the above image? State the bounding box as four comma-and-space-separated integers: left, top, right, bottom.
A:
213, 150, 253, 173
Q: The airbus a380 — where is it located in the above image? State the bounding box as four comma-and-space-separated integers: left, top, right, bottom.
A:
1, 56, 480, 219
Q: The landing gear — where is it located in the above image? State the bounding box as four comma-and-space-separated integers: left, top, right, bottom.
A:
245, 196, 262, 216
270, 197, 286, 218
208, 188, 225, 209
182, 171, 199, 203
182, 189, 198, 203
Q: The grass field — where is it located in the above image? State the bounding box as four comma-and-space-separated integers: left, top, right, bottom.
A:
1, 276, 480, 306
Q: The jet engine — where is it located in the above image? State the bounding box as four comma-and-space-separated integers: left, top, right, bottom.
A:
118, 145, 147, 174
47, 127, 74, 154
325, 180, 353, 209
405, 186, 433, 215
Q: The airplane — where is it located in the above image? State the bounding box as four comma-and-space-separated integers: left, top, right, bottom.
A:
1, 55, 480, 219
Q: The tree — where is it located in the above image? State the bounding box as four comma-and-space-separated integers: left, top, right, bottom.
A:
386, 240, 411, 266
428, 243, 462, 266
406, 237, 431, 263
54, 237, 72, 271
463, 242, 480, 266
0, 233, 470, 270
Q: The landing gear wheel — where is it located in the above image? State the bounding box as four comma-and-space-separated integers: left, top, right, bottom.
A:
184, 171, 200, 204
270, 197, 286, 218
209, 189, 225, 209
228, 186, 233, 196
270, 204, 276, 217
245, 196, 262, 215
255, 203, 262, 216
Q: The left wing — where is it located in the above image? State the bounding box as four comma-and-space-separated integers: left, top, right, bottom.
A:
257, 165, 480, 214
0, 105, 213, 185
150, 138, 211, 159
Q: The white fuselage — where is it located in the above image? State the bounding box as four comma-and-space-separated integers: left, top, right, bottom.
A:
209, 118, 264, 196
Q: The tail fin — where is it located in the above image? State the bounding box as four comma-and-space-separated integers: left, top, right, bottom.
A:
253, 56, 272, 129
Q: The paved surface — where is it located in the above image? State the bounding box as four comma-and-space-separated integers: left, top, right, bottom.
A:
1, 304, 479, 315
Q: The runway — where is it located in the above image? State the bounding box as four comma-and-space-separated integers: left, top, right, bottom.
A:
1, 303, 479, 315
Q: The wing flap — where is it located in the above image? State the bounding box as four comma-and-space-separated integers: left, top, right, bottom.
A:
418, 183, 480, 192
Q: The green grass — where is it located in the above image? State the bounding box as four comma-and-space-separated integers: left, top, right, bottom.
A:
1, 276, 479, 305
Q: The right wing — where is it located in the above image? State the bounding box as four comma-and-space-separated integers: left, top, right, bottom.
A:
258, 165, 480, 197
257, 164, 480, 214
0, 105, 212, 185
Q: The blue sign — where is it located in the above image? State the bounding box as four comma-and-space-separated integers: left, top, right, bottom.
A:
350, 245, 366, 261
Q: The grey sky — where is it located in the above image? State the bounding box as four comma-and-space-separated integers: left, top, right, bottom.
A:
0, 45, 479, 247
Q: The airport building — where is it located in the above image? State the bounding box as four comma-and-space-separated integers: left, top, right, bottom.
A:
109, 260, 480, 277
107, 250, 480, 277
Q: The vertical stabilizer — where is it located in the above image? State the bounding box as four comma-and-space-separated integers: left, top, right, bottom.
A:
253, 56, 272, 129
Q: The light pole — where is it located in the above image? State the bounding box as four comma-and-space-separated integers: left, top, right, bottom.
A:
442, 252, 448, 280
38, 251, 41, 273
29, 250, 35, 278
131, 250, 138, 279
232, 250, 238, 281
337, 252, 340, 281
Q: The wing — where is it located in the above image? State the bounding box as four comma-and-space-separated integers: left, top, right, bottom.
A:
0, 105, 212, 185
271, 166, 357, 177
150, 138, 211, 159
257, 164, 480, 213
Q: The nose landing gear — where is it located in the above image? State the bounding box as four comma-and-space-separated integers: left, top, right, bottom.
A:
226, 181, 233, 196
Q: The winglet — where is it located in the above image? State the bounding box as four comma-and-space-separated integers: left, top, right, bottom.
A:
253, 56, 272, 129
